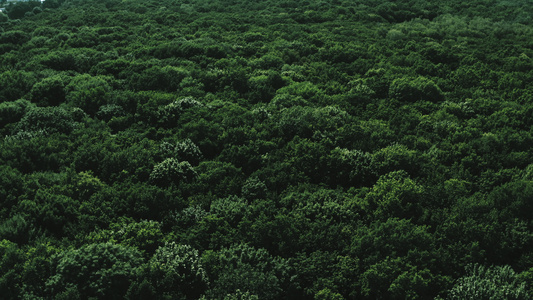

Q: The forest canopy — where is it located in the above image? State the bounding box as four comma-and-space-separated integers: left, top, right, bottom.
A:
1, 0, 533, 298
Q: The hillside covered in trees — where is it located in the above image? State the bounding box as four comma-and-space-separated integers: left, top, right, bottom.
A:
1, 0, 533, 298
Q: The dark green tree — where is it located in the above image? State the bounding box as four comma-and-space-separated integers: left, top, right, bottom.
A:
389, 76, 444, 102
65, 74, 112, 114
145, 242, 209, 299
29, 75, 67, 107
46, 243, 144, 299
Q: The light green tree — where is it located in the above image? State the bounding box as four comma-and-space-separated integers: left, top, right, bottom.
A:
446, 264, 529, 300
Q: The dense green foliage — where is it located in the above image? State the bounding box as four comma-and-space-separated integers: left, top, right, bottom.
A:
1, 0, 533, 298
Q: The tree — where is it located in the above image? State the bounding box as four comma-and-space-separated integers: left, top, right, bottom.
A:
291, 250, 359, 298
488, 180, 533, 221
203, 244, 290, 300
6, 1, 41, 19
20, 241, 60, 299
159, 139, 203, 166
363, 171, 425, 220
371, 143, 421, 176
192, 161, 245, 198
0, 214, 31, 244
42, 0, 61, 9
149, 158, 197, 187
389, 76, 444, 102
38, 51, 78, 71
360, 257, 442, 299
223, 289, 259, 300
0, 239, 25, 299
0, 70, 36, 102
0, 166, 23, 219
242, 177, 268, 200
65, 74, 113, 114
32, 6, 42, 14
328, 147, 374, 187
46, 243, 144, 299
158, 96, 204, 127
85, 219, 164, 254
445, 264, 529, 300
29, 75, 67, 106
0, 99, 33, 130
0, 12, 8, 23
210, 196, 250, 226
146, 242, 208, 299
14, 106, 76, 135
129, 65, 189, 92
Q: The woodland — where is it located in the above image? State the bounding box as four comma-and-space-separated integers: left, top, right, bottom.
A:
1, 0, 533, 298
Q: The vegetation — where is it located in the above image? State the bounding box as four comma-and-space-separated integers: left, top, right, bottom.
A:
1, 0, 533, 298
